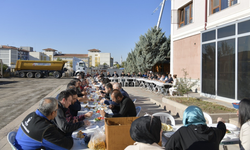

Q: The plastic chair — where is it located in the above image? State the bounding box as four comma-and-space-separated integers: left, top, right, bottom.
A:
152, 112, 176, 126
132, 99, 137, 104
136, 106, 141, 117
7, 131, 18, 150
203, 112, 212, 124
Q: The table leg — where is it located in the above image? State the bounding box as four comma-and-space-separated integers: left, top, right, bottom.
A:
223, 145, 228, 150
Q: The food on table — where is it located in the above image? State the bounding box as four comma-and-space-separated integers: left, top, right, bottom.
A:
85, 106, 91, 109
162, 123, 173, 131
96, 110, 100, 113
226, 129, 231, 134
88, 141, 106, 150
77, 130, 85, 139
94, 117, 104, 121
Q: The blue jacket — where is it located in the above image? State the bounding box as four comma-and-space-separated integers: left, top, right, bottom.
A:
120, 88, 130, 98
14, 110, 73, 150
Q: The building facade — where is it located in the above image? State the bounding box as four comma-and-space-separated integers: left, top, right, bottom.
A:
171, 0, 250, 101
88, 49, 113, 67
0, 45, 19, 68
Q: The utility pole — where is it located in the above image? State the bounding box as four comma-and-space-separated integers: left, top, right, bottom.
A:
157, 0, 166, 30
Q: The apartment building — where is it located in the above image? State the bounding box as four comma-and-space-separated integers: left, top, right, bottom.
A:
170, 0, 250, 101
88, 49, 113, 67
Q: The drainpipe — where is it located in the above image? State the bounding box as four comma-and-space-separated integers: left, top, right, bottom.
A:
205, 0, 207, 30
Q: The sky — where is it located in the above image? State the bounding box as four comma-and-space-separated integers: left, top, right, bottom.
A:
0, 0, 171, 63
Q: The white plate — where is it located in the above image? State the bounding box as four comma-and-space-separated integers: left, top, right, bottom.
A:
86, 125, 99, 130
225, 123, 239, 131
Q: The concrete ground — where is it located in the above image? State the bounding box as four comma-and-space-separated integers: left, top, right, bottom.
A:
0, 78, 240, 150
0, 77, 71, 129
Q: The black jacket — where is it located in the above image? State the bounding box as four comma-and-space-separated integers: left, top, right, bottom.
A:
69, 100, 81, 116
105, 96, 136, 118
53, 102, 84, 135
112, 73, 119, 77
165, 122, 226, 150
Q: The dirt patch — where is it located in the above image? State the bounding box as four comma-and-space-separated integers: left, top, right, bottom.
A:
168, 97, 237, 114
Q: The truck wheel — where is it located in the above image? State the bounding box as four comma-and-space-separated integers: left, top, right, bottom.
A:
27, 72, 34, 78
19, 72, 26, 78
53, 71, 61, 78
35, 72, 42, 78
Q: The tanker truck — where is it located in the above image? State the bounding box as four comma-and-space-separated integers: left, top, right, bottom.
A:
15, 60, 67, 78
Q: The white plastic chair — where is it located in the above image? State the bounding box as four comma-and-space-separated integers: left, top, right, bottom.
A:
152, 112, 176, 126
7, 131, 18, 150
132, 99, 137, 104
136, 106, 141, 117
203, 112, 212, 124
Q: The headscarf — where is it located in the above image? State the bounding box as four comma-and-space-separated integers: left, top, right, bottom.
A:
183, 106, 206, 126
130, 116, 161, 144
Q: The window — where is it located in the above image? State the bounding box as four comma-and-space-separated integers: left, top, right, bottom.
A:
179, 2, 193, 27
238, 35, 250, 100
211, 0, 237, 14
217, 39, 235, 99
202, 43, 216, 95
202, 30, 216, 42
217, 24, 235, 38
238, 19, 250, 34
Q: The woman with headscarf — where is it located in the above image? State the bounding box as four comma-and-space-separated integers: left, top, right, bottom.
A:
125, 116, 164, 150
165, 106, 226, 150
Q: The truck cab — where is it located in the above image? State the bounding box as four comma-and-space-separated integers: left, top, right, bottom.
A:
73, 57, 87, 75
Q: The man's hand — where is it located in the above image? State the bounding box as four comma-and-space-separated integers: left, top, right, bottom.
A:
217, 117, 225, 123
84, 111, 93, 118
83, 120, 91, 126
73, 118, 78, 123
100, 110, 106, 117
109, 104, 114, 109
100, 99, 105, 104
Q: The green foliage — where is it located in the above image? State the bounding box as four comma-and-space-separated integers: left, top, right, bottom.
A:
177, 69, 199, 97
56, 57, 62, 61
103, 63, 108, 66
115, 64, 120, 68
124, 26, 170, 73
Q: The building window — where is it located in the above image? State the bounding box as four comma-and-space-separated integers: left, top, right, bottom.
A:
179, 2, 193, 27
211, 0, 237, 14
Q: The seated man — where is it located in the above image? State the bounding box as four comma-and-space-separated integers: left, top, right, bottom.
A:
142, 72, 147, 78
106, 72, 111, 77
113, 82, 130, 98
126, 72, 132, 77
53, 91, 90, 135
121, 71, 126, 77
112, 71, 119, 77
14, 97, 73, 150
165, 74, 173, 83
66, 89, 93, 123
100, 89, 136, 118
137, 72, 142, 77
67, 88, 81, 116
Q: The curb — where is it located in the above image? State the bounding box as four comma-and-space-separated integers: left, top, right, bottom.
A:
0, 85, 65, 150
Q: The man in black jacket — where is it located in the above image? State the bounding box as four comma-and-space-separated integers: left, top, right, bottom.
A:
14, 97, 73, 150
100, 89, 136, 118
53, 90, 90, 135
